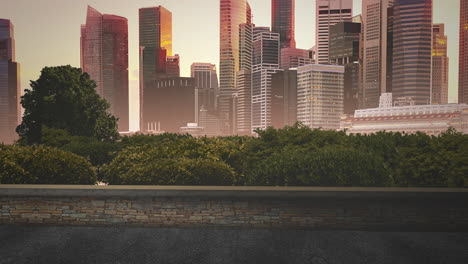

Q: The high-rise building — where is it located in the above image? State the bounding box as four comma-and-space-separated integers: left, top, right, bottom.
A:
166, 54, 180, 78
251, 27, 281, 132
219, 0, 250, 134
236, 21, 254, 135
0, 19, 20, 144
142, 77, 195, 133
329, 21, 361, 114
315, 0, 353, 65
392, 0, 432, 105
271, 69, 297, 129
272, 0, 296, 48
191, 63, 218, 115
279, 48, 314, 70
459, 0, 468, 104
432, 24, 448, 104
81, 6, 129, 132
139, 6, 172, 131
361, 0, 394, 109
296, 64, 345, 130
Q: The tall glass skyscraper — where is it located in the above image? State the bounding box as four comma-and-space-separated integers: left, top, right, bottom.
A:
361, 0, 394, 109
432, 24, 448, 105
0, 19, 20, 144
392, 0, 432, 105
219, 0, 250, 134
459, 0, 468, 104
139, 5, 172, 131
251, 27, 281, 132
81, 6, 129, 132
315, 0, 353, 65
272, 0, 296, 48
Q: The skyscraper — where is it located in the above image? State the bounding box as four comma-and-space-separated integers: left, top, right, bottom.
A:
459, 0, 468, 104
279, 48, 314, 70
236, 21, 254, 135
0, 19, 20, 144
296, 64, 345, 130
191, 63, 219, 122
139, 6, 172, 131
219, 0, 250, 134
81, 6, 129, 132
432, 24, 449, 104
315, 0, 353, 65
251, 27, 281, 132
272, 0, 296, 48
361, 0, 394, 109
329, 21, 361, 114
271, 69, 297, 129
392, 0, 432, 105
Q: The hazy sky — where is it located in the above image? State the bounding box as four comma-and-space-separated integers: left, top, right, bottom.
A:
1, 0, 461, 131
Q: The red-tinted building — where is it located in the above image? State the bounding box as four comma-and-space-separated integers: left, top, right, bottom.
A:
272, 0, 296, 48
81, 6, 129, 132
459, 0, 468, 104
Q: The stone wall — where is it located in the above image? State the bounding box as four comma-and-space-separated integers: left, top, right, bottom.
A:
1, 185, 467, 230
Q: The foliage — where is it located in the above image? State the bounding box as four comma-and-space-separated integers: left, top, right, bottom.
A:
16, 65, 119, 145
0, 145, 96, 184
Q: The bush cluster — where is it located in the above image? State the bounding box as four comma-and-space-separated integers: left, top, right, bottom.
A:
0, 145, 96, 184
4, 124, 467, 187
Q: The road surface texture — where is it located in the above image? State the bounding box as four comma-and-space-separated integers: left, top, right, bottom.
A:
0, 225, 467, 264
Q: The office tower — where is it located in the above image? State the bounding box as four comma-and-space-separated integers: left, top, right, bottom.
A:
219, 0, 250, 134
296, 64, 345, 130
459, 0, 468, 103
271, 69, 297, 129
251, 27, 281, 131
139, 6, 172, 131
279, 48, 314, 70
392, 0, 432, 105
0, 19, 20, 144
432, 24, 448, 104
236, 21, 254, 135
80, 6, 129, 132
361, 0, 394, 109
315, 0, 353, 65
272, 0, 295, 48
166, 54, 180, 78
329, 21, 361, 114
142, 77, 195, 133
191, 63, 219, 126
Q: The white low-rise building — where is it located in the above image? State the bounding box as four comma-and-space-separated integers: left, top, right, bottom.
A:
341, 93, 468, 135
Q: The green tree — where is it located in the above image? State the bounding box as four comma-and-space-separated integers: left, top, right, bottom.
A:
16, 65, 119, 145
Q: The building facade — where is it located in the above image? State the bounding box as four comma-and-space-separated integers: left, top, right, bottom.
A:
459, 0, 468, 104
341, 94, 468, 135
392, 0, 432, 105
219, 0, 250, 134
235, 21, 254, 135
271, 69, 297, 129
141, 77, 195, 133
296, 64, 345, 130
361, 0, 394, 109
0, 19, 20, 144
315, 0, 353, 65
81, 6, 129, 132
139, 5, 173, 131
251, 27, 281, 131
432, 24, 449, 105
279, 48, 314, 70
329, 21, 361, 115
271, 0, 296, 48
191, 63, 218, 117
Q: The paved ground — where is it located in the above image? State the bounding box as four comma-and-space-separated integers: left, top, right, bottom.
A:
0, 225, 467, 264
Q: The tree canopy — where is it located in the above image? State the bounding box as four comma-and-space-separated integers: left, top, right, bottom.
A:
16, 65, 119, 145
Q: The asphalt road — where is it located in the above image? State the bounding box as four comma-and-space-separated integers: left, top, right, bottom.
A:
0, 225, 467, 264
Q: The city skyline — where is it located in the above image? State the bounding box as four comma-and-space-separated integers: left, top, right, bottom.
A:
0, 0, 462, 131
